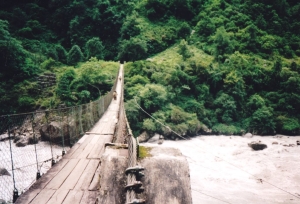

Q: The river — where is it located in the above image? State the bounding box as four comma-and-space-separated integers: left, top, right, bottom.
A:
145, 135, 300, 204
0, 138, 69, 203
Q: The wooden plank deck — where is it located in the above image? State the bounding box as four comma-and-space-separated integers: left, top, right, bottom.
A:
15, 64, 124, 204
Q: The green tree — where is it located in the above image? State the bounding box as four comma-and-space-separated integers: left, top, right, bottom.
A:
55, 44, 67, 63
214, 26, 233, 61
214, 93, 237, 124
118, 38, 147, 62
177, 22, 191, 39
246, 94, 265, 111
120, 11, 140, 40
0, 20, 28, 79
85, 37, 104, 60
248, 106, 275, 135
56, 68, 76, 103
178, 39, 193, 60
67, 45, 84, 66
196, 16, 216, 37
139, 84, 168, 112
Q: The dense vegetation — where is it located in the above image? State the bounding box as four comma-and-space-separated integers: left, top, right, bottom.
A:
1, 0, 300, 136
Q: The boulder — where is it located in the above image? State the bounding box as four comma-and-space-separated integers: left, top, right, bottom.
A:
243, 133, 253, 138
28, 135, 39, 144
147, 133, 160, 144
248, 141, 267, 151
0, 134, 9, 141
157, 135, 164, 145
39, 122, 70, 145
201, 124, 211, 134
138, 131, 151, 143
0, 168, 11, 176
14, 135, 22, 143
16, 137, 28, 147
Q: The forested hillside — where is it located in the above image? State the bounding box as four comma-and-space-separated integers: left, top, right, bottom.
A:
1, 0, 300, 136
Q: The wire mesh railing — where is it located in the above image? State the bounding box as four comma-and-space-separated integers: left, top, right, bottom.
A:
113, 64, 145, 204
0, 68, 119, 203
124, 106, 145, 204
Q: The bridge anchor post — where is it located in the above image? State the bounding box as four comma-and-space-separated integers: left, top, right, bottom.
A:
36, 171, 41, 180
13, 189, 19, 203
51, 159, 56, 166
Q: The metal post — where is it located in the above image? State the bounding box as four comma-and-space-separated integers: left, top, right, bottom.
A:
46, 111, 56, 166
32, 113, 41, 180
8, 115, 19, 203
60, 111, 65, 156
79, 106, 83, 136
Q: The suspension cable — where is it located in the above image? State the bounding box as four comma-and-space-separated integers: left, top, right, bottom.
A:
192, 189, 232, 204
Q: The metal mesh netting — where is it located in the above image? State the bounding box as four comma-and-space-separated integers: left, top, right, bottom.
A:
0, 69, 119, 203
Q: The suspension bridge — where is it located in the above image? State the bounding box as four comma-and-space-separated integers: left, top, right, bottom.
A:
0, 64, 145, 204
2, 62, 298, 204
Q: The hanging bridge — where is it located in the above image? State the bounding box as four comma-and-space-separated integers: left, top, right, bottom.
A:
0, 64, 143, 204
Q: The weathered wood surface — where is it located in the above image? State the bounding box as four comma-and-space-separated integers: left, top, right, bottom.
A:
15, 64, 124, 204
140, 146, 193, 204
97, 147, 128, 204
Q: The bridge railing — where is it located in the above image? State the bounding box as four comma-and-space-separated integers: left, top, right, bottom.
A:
0, 68, 119, 203
113, 65, 144, 204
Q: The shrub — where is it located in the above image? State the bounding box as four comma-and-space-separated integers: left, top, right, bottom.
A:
178, 39, 193, 60
18, 96, 35, 109
212, 123, 240, 135
40, 58, 56, 70
276, 116, 300, 135
55, 44, 68, 64
177, 22, 191, 39
67, 45, 84, 66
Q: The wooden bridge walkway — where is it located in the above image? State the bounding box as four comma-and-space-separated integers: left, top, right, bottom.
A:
15, 65, 124, 204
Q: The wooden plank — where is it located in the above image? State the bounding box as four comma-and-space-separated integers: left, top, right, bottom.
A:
80, 191, 98, 204
75, 136, 100, 159
69, 136, 95, 159
93, 124, 105, 134
88, 135, 112, 159
63, 143, 80, 159
15, 189, 41, 204
45, 159, 79, 190
88, 165, 101, 191
74, 160, 100, 190
30, 189, 55, 204
15, 159, 69, 204
76, 144, 95, 159
90, 135, 101, 144
87, 143, 104, 159
64, 135, 94, 159
59, 159, 89, 190
101, 122, 116, 135
62, 190, 84, 204
46, 190, 69, 204
86, 132, 106, 135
